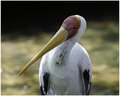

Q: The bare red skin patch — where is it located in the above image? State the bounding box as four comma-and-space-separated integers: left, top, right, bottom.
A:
62, 16, 80, 39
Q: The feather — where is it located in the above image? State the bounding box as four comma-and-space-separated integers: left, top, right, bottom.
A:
41, 73, 50, 94
83, 69, 91, 95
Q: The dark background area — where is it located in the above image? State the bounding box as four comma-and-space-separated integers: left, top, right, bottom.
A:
1, 1, 119, 35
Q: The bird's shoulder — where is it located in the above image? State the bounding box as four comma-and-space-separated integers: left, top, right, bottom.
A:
73, 43, 89, 55
70, 42, 90, 61
72, 42, 92, 74
40, 53, 49, 72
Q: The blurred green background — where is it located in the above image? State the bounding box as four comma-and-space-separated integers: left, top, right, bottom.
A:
1, 1, 119, 95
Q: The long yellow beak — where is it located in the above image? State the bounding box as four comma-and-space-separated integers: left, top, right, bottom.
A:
19, 27, 68, 76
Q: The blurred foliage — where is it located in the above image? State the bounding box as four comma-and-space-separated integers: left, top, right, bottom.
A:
88, 21, 119, 41
1, 21, 119, 95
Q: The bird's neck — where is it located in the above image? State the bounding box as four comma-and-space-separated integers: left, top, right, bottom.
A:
53, 38, 76, 65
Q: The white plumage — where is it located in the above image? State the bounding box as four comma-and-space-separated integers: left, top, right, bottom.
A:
39, 15, 92, 95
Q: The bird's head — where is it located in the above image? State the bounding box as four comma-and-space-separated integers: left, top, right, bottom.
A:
62, 15, 80, 39
19, 15, 86, 76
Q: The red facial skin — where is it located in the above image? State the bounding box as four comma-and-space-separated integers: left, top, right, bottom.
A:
62, 16, 80, 39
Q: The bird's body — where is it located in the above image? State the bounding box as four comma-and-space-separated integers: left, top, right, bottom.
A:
19, 15, 92, 95
39, 42, 92, 95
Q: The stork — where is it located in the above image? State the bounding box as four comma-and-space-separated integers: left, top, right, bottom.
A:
19, 15, 92, 95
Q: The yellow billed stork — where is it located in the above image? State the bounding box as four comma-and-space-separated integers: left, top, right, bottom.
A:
19, 15, 92, 95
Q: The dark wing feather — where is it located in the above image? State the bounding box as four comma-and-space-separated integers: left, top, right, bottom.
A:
40, 73, 50, 95
83, 69, 91, 95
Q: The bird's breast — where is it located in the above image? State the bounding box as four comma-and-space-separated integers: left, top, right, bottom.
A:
48, 63, 81, 95
46, 43, 84, 94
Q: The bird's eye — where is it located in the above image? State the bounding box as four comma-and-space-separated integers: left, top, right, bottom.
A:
73, 26, 76, 30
